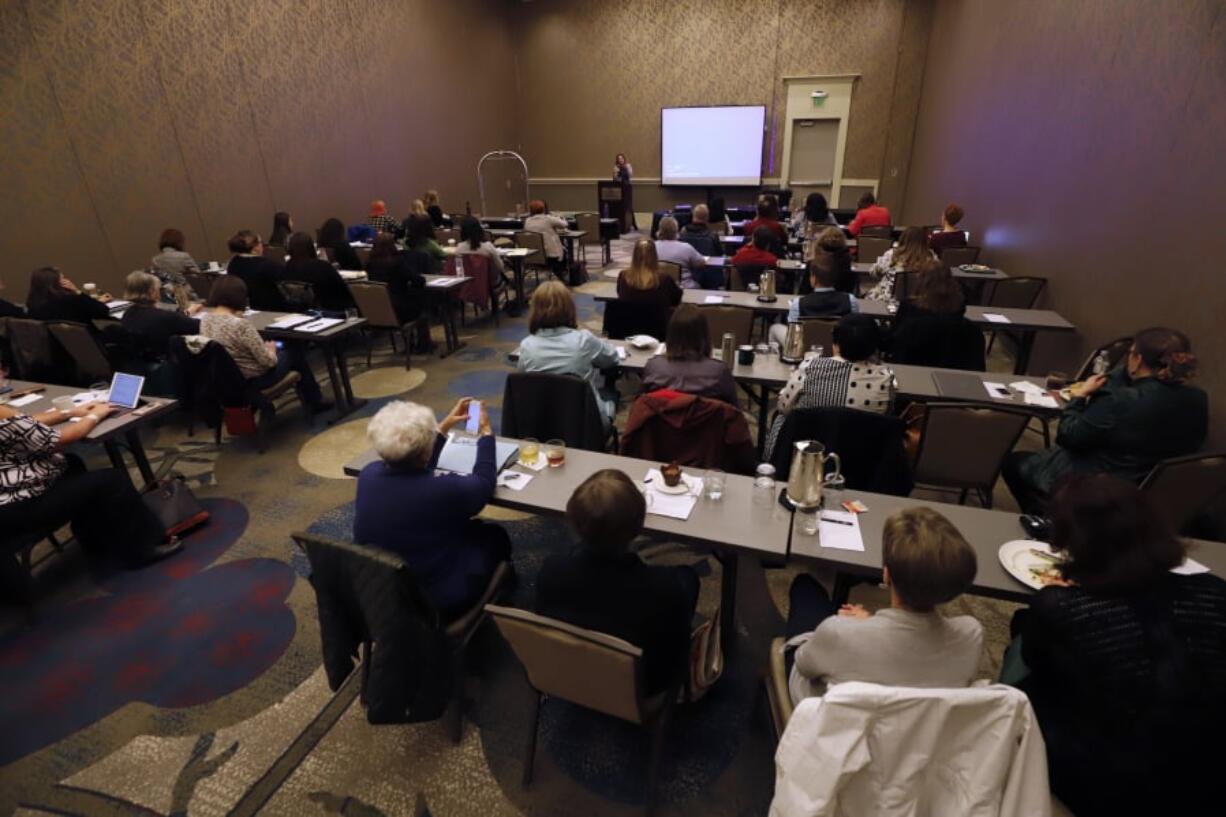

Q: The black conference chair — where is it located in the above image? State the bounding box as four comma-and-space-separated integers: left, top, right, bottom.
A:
501, 371, 615, 452
601, 299, 670, 341
768, 407, 913, 497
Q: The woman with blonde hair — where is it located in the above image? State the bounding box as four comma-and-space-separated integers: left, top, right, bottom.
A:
516, 281, 619, 424
617, 239, 681, 311
865, 226, 936, 302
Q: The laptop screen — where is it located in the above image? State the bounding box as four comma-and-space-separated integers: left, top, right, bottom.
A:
108, 372, 145, 409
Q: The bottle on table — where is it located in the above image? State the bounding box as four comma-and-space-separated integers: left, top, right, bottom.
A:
721, 332, 736, 368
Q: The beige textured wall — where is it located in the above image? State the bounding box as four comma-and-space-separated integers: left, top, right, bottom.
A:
903, 0, 1226, 445
0, 0, 515, 300
508, 0, 932, 210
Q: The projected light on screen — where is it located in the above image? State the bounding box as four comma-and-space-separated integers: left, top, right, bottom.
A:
661, 106, 766, 186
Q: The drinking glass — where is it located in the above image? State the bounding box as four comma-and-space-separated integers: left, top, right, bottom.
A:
519, 438, 540, 466
545, 439, 566, 468
823, 472, 846, 498
52, 395, 76, 413
703, 469, 725, 501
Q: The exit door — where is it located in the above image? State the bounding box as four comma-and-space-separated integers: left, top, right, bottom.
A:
787, 119, 839, 202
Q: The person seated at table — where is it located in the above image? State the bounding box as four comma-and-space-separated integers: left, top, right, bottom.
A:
225, 230, 288, 311
317, 217, 365, 271
642, 305, 736, 405
536, 469, 699, 696
268, 211, 293, 248
807, 226, 855, 294
516, 281, 619, 424
767, 262, 861, 347
864, 226, 936, 302
707, 196, 728, 228
523, 199, 569, 280
742, 195, 787, 250
764, 315, 894, 460
1005, 475, 1226, 817
423, 190, 445, 227
455, 215, 507, 287
365, 234, 432, 353
1002, 327, 1207, 515
354, 398, 511, 620
199, 276, 330, 414
896, 258, 964, 322
927, 203, 968, 256
677, 204, 720, 256
282, 232, 355, 314
150, 227, 202, 305
618, 239, 682, 312
403, 214, 445, 273
120, 271, 201, 360
0, 274, 25, 318
366, 199, 402, 237
784, 506, 981, 705
0, 399, 182, 574
847, 191, 891, 237
654, 216, 713, 289
731, 226, 781, 286
791, 191, 839, 238
25, 266, 112, 323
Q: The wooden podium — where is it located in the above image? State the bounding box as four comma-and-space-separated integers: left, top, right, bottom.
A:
597, 180, 632, 234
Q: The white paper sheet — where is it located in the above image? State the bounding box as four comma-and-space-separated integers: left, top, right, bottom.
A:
427, 277, 463, 287
516, 453, 548, 472
338, 270, 366, 280
8, 393, 42, 407
1024, 392, 1060, 409
1009, 380, 1047, 395
496, 471, 534, 491
106, 299, 132, 312
295, 317, 345, 333
643, 469, 702, 520
983, 381, 1012, 400
1171, 557, 1210, 576
615, 347, 628, 360
819, 511, 865, 551
983, 313, 1011, 324
703, 295, 730, 304
267, 314, 314, 329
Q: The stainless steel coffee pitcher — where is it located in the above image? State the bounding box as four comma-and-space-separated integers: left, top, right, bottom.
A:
758, 269, 777, 302
780, 322, 806, 363
785, 440, 843, 510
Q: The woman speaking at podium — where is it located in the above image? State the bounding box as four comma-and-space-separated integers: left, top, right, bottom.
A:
613, 153, 636, 231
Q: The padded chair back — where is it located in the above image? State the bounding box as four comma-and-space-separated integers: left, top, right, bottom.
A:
501, 372, 608, 451
708, 220, 729, 236
449, 252, 493, 308
800, 318, 837, 352
348, 281, 403, 330
621, 392, 755, 472
2, 318, 65, 382
513, 230, 546, 267
1140, 453, 1226, 534
889, 314, 986, 371
184, 271, 218, 300
1074, 336, 1133, 381
940, 246, 981, 267
988, 276, 1047, 310
574, 212, 602, 246
486, 604, 646, 723
859, 225, 893, 238
892, 270, 918, 302
46, 321, 113, 385
262, 245, 285, 264
276, 280, 317, 312
769, 407, 913, 496
913, 403, 1030, 492
730, 264, 768, 291
857, 236, 893, 264
657, 261, 682, 285
601, 299, 669, 341
293, 532, 451, 724
701, 305, 753, 348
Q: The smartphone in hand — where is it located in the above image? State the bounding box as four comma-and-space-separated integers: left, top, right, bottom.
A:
465, 400, 482, 434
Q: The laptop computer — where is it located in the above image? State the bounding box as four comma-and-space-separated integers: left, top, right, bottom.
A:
106, 372, 146, 417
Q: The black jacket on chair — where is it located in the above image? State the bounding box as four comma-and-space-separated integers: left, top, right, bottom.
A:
501, 371, 609, 451
768, 407, 913, 496
301, 535, 452, 724
887, 313, 986, 372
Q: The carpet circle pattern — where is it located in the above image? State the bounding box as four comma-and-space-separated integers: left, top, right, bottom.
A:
297, 419, 371, 480
349, 367, 427, 399
0, 499, 296, 766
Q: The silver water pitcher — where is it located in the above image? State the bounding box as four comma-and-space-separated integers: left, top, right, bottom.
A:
785, 440, 843, 510
780, 322, 806, 363
757, 269, 777, 302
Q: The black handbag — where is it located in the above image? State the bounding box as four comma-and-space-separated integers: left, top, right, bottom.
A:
142, 476, 210, 537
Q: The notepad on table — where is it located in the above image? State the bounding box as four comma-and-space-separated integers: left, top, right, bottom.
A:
819, 511, 865, 551
983, 313, 1011, 324
267, 314, 315, 330
703, 295, 730, 304
436, 435, 519, 475
295, 317, 345, 333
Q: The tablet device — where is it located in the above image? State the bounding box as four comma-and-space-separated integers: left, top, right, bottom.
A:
108, 372, 146, 410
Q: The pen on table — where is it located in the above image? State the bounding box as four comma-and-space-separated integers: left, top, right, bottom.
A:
820, 515, 853, 526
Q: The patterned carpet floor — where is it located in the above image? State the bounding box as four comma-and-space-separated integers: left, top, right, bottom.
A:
1, 236, 1026, 816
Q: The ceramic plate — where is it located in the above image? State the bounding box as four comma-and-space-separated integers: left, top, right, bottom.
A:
652, 479, 692, 495
626, 335, 659, 349
999, 540, 1065, 590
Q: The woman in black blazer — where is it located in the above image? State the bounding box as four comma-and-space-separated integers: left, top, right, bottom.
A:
317, 217, 364, 272
25, 266, 111, 324
282, 233, 355, 313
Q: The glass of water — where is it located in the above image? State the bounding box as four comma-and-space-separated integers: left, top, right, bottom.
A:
703, 469, 726, 501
